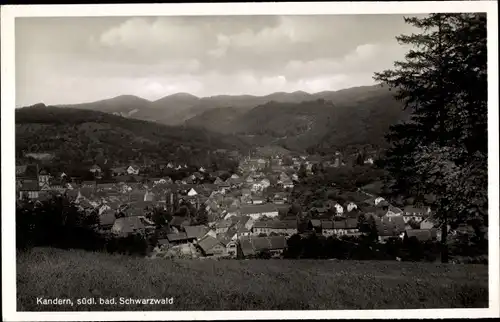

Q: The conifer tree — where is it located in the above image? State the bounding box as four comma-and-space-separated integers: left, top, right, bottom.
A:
374, 13, 487, 262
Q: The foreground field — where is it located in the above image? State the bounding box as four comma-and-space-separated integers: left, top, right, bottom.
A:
17, 248, 488, 311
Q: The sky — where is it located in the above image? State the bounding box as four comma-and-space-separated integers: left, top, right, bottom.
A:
16, 14, 422, 106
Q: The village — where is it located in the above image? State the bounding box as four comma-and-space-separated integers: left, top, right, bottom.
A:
15, 151, 451, 260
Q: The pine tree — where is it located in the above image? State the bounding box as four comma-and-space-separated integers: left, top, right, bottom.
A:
298, 163, 307, 179
195, 206, 209, 226
374, 13, 487, 263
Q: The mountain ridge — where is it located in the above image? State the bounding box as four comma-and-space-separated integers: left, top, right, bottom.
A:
184, 84, 409, 151
20, 83, 406, 153
52, 84, 386, 126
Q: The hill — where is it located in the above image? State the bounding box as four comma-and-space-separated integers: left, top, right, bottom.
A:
17, 247, 488, 311
15, 106, 250, 166
186, 85, 410, 152
57, 90, 321, 126
183, 106, 248, 133
47, 84, 409, 152
61, 95, 152, 116
58, 94, 205, 126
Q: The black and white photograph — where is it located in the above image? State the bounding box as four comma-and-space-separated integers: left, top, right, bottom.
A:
1, 1, 499, 320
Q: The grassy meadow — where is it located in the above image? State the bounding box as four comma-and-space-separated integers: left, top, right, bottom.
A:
17, 248, 488, 311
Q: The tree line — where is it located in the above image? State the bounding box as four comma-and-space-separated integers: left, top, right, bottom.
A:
373, 13, 487, 263
16, 195, 150, 256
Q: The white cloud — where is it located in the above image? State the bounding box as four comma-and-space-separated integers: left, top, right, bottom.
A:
16, 15, 422, 106
97, 17, 214, 61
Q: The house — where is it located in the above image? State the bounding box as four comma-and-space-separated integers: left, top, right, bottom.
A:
331, 218, 360, 236
224, 240, 239, 257
222, 207, 238, 220
152, 178, 172, 185
187, 188, 198, 197
120, 202, 152, 217
252, 220, 296, 236
37, 169, 51, 191
346, 202, 358, 212
199, 167, 206, 173
197, 235, 228, 257
240, 204, 279, 220
230, 174, 240, 179
18, 180, 40, 200
321, 220, 336, 236
111, 216, 145, 236
273, 192, 288, 204
310, 207, 329, 216
213, 177, 224, 185
217, 216, 251, 244
238, 236, 287, 258
99, 209, 116, 230
166, 232, 196, 246
251, 182, 264, 192
279, 172, 290, 181
227, 177, 243, 188
65, 182, 77, 190
333, 203, 344, 216
241, 188, 252, 197
251, 197, 265, 205
385, 205, 403, 217
96, 183, 116, 192
97, 203, 112, 215
214, 220, 232, 234
17, 164, 40, 189
309, 219, 322, 234
184, 225, 210, 241
143, 190, 155, 202
193, 172, 204, 180
16, 164, 39, 179
127, 166, 140, 175
282, 179, 294, 189
111, 167, 127, 176
260, 178, 271, 189
419, 218, 436, 230
89, 164, 102, 174
273, 195, 285, 205
49, 179, 64, 192
374, 215, 406, 242
403, 229, 437, 242
403, 206, 431, 223
374, 197, 386, 206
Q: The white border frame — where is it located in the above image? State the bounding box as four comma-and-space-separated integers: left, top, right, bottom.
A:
1, 1, 499, 321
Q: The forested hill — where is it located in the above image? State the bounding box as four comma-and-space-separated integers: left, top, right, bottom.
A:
15, 106, 250, 166
185, 85, 410, 153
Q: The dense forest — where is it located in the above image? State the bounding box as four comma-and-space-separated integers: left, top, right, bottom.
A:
15, 106, 250, 169
185, 86, 409, 152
